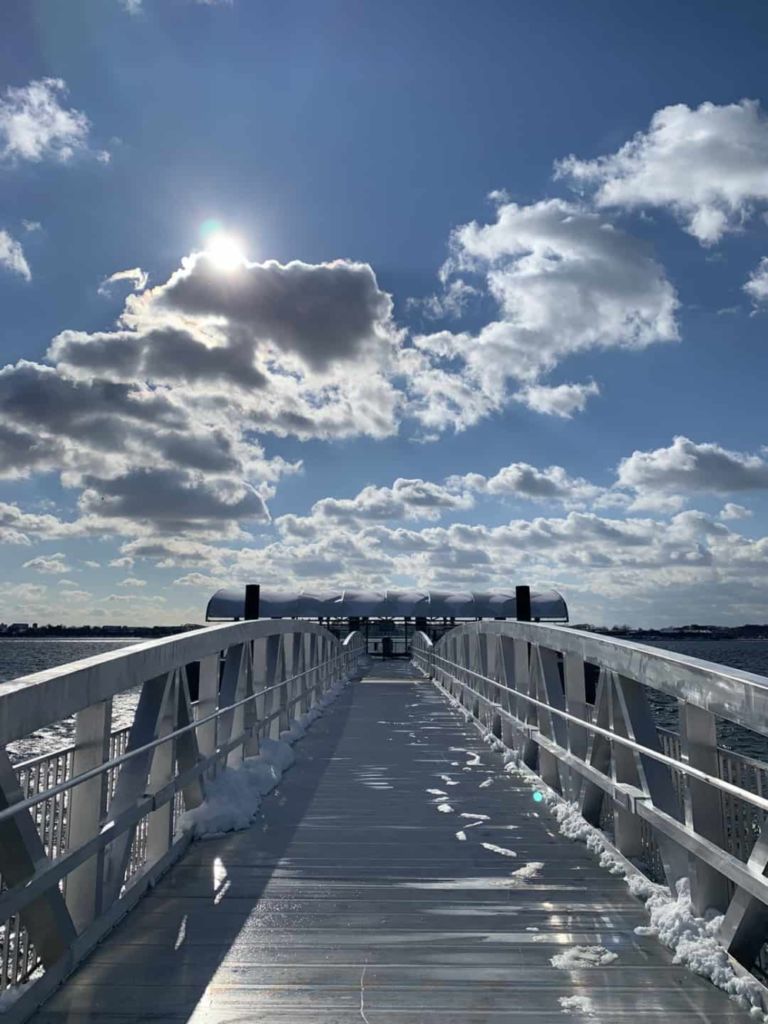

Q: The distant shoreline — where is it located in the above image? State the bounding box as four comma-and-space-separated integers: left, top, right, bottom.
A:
0, 625, 201, 640
576, 625, 768, 642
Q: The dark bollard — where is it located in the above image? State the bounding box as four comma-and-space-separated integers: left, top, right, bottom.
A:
516, 585, 531, 622
244, 583, 261, 620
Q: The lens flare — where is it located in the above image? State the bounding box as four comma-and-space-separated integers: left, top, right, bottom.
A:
532, 791, 544, 803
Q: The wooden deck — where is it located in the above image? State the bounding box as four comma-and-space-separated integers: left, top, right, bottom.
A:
31, 660, 753, 1022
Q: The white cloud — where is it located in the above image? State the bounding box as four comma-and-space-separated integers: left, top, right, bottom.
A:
744, 258, 768, 307
618, 436, 768, 498
406, 198, 677, 431
52, 252, 403, 442
118, 576, 147, 587
98, 267, 148, 296
0, 230, 30, 280
0, 502, 85, 544
515, 381, 599, 418
23, 552, 71, 574
449, 463, 602, 507
172, 572, 223, 587
557, 99, 768, 245
276, 477, 475, 536
0, 78, 106, 164
720, 503, 752, 521
409, 278, 479, 319
22, 220, 41, 233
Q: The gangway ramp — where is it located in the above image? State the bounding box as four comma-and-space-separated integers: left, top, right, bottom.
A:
29, 660, 753, 1023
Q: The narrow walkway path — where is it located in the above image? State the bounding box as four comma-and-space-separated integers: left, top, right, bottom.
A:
33, 661, 751, 1022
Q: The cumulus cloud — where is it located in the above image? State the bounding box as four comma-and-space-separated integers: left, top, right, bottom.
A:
276, 477, 474, 536
515, 381, 599, 418
0, 502, 86, 544
0, 344, 300, 537
172, 572, 223, 587
557, 100, 768, 245
0, 78, 107, 164
406, 199, 677, 431
0, 230, 31, 280
77, 468, 269, 534
744, 258, 768, 307
449, 463, 602, 506
98, 267, 148, 296
140, 253, 396, 372
23, 552, 71, 574
409, 278, 480, 320
720, 503, 752, 521
51, 252, 402, 442
118, 576, 146, 587
618, 436, 768, 499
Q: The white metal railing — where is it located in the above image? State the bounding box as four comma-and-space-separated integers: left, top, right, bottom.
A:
411, 621, 768, 980
0, 620, 364, 1020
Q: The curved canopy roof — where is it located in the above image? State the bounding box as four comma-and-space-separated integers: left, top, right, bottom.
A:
206, 587, 568, 622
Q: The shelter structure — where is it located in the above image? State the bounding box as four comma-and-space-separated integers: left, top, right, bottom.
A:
206, 586, 568, 623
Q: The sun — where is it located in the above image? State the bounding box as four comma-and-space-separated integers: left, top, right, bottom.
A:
204, 231, 246, 272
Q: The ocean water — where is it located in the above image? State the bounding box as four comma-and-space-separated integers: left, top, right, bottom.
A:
0, 638, 141, 762
0, 638, 137, 684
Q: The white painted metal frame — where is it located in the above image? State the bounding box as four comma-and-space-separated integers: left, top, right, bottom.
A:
412, 621, 768, 977
0, 621, 365, 1021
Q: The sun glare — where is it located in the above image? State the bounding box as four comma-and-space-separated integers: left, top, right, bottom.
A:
204, 231, 246, 272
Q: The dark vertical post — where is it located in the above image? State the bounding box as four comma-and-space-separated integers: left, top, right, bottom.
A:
516, 585, 531, 622
244, 584, 261, 620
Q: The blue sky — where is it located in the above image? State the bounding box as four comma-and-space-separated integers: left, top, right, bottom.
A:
2, 0, 768, 626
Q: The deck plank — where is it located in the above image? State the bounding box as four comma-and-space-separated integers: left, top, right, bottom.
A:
30, 661, 754, 1023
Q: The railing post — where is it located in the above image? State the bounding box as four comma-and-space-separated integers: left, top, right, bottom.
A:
720, 822, 768, 968
536, 647, 567, 793
146, 673, 177, 863
65, 699, 112, 932
240, 643, 260, 757
563, 652, 588, 802
275, 637, 290, 733
498, 635, 519, 751
299, 633, 311, 712
307, 633, 318, 707
518, 640, 538, 769
217, 644, 245, 766
608, 672, 645, 860
679, 702, 730, 914
195, 653, 219, 764
175, 667, 204, 808
100, 672, 174, 909
612, 674, 688, 889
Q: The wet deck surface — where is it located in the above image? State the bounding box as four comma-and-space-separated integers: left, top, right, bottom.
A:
32, 660, 752, 1022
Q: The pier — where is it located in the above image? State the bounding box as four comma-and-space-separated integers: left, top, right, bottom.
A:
0, 611, 766, 1021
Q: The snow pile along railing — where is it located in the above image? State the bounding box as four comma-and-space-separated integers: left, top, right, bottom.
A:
0, 620, 364, 1018
411, 622, 768, 980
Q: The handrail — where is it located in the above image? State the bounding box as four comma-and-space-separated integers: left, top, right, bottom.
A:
424, 650, 768, 815
415, 619, 768, 736
0, 618, 340, 746
0, 620, 366, 1016
0, 651, 350, 826
411, 622, 768, 980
